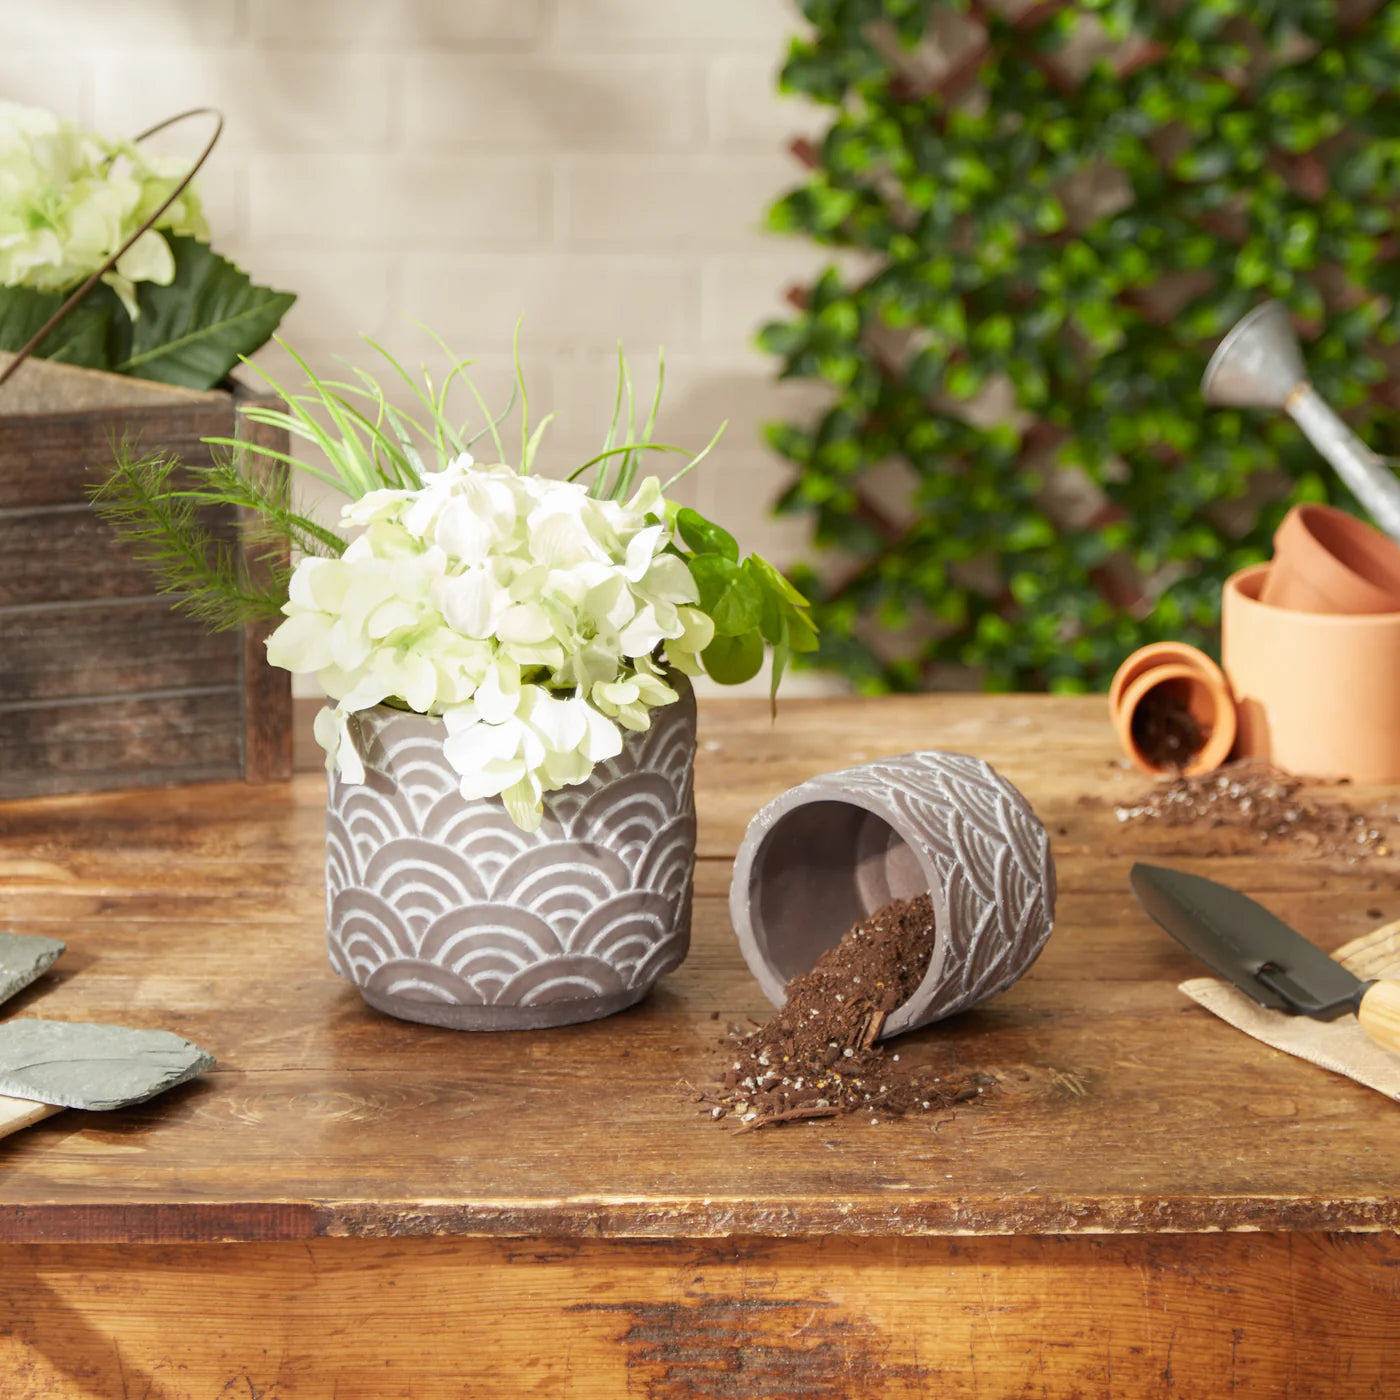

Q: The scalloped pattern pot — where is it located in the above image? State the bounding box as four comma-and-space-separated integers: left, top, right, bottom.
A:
729, 750, 1056, 1036
324, 682, 697, 1030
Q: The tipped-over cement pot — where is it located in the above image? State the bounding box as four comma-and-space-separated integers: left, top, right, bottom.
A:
729, 751, 1055, 1036
1108, 642, 1237, 776
1224, 563, 1400, 783
1261, 503, 1400, 615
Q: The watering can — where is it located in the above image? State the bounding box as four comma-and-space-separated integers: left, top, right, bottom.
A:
1201, 300, 1400, 543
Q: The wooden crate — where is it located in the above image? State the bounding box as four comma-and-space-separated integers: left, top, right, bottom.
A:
0, 355, 293, 799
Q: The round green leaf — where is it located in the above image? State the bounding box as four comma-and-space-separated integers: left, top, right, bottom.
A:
702, 630, 765, 685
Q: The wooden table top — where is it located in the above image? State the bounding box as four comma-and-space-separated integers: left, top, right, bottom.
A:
1, 694, 1397, 1245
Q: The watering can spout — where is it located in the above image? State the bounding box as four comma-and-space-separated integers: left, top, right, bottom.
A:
1202, 300, 1400, 544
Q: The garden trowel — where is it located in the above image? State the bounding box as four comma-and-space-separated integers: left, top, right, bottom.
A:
0, 931, 66, 1007
0, 1019, 215, 1140
1131, 863, 1400, 1056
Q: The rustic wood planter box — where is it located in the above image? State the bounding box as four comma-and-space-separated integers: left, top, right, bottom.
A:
0, 355, 292, 799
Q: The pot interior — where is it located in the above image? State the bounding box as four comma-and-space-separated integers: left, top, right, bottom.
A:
750, 800, 926, 985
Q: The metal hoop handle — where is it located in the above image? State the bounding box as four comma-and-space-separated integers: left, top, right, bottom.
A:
0, 106, 225, 390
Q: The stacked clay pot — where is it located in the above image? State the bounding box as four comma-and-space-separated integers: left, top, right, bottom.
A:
1111, 503, 1400, 783
1108, 642, 1236, 777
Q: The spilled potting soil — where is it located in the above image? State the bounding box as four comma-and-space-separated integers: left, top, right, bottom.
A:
703, 894, 991, 1132
1111, 760, 1394, 859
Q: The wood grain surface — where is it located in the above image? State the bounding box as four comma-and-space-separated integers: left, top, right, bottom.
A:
0, 694, 1397, 1242
3, 694, 1399, 1398
5, 1233, 1399, 1399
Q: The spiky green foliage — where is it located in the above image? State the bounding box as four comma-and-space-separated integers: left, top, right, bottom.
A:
94, 332, 818, 692
762, 0, 1400, 693
92, 442, 307, 631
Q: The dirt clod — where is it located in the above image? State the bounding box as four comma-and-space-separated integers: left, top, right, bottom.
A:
710, 894, 990, 1132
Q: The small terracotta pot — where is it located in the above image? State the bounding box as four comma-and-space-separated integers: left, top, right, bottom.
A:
729, 751, 1056, 1037
1108, 642, 1237, 776
1261, 503, 1400, 614
1223, 563, 1400, 783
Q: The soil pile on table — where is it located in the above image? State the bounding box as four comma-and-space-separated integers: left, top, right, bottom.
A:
1130, 688, 1204, 771
1112, 760, 1393, 859
705, 894, 990, 1132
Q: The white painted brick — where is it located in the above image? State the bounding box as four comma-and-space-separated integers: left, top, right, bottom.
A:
0, 54, 92, 123
561, 153, 792, 248
552, 353, 829, 462
698, 450, 811, 569
218, 248, 396, 347
699, 248, 849, 353
399, 254, 699, 354
157, 143, 246, 245
405, 57, 702, 152
248, 0, 545, 46
93, 54, 393, 152
709, 57, 816, 148
248, 156, 550, 247
554, 0, 796, 50
0, 0, 240, 46
547, 355, 829, 550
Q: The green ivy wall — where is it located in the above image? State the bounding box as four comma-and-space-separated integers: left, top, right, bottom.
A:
761, 0, 1400, 692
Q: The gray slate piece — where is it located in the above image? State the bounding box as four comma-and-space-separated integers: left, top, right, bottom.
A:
0, 933, 65, 1008
0, 1019, 215, 1110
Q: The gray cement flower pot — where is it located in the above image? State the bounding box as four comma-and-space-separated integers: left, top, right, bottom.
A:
325, 680, 696, 1030
729, 750, 1055, 1035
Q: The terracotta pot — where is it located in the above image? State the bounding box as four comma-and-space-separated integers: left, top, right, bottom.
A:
1223, 563, 1400, 783
1108, 642, 1237, 776
729, 751, 1056, 1037
1261, 503, 1400, 614
324, 679, 696, 1030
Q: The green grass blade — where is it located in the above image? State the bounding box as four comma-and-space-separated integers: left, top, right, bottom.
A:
661, 420, 727, 492
565, 441, 688, 483
523, 412, 555, 474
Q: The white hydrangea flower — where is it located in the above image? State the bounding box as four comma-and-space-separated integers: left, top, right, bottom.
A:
0, 101, 208, 314
267, 454, 706, 831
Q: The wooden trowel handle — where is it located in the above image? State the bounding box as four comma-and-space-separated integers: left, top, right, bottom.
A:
1357, 981, 1400, 1056
0, 1094, 62, 1140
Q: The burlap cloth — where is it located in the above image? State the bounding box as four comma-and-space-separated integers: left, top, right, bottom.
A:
1181, 920, 1400, 1100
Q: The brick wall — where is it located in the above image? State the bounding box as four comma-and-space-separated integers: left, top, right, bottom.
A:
3, 0, 832, 581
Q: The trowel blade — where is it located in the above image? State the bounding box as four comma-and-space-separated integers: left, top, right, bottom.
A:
0, 1019, 215, 1111
0, 933, 65, 1009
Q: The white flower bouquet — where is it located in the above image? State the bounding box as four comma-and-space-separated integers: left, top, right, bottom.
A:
95, 337, 817, 828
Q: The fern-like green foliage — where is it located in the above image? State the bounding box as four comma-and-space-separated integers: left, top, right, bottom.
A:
762, 0, 1400, 693
92, 441, 318, 631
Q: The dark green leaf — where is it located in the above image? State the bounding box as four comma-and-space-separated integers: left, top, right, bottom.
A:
0, 283, 120, 370
676, 507, 739, 561
690, 553, 763, 635
702, 629, 765, 685
117, 237, 296, 389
